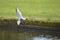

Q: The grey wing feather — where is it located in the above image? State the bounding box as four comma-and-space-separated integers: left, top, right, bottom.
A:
16, 8, 23, 19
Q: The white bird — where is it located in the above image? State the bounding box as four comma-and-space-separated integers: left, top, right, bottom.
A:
16, 8, 26, 25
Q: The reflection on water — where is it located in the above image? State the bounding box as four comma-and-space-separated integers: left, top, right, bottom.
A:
0, 30, 60, 40
33, 37, 52, 40
32, 37, 59, 40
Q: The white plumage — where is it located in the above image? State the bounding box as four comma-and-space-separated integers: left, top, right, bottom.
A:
16, 8, 26, 25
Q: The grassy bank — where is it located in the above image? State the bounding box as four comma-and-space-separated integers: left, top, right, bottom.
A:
0, 0, 60, 22
0, 0, 60, 27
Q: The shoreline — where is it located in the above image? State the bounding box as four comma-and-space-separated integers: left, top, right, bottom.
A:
0, 18, 60, 27
0, 18, 60, 36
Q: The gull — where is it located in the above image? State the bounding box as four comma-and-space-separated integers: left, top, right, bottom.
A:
16, 8, 26, 25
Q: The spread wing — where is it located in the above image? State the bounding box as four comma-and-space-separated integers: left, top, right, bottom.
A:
16, 8, 23, 19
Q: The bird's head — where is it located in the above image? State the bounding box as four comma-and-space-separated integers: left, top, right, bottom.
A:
22, 18, 28, 21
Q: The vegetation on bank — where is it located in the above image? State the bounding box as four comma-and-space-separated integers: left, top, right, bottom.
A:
0, 18, 60, 27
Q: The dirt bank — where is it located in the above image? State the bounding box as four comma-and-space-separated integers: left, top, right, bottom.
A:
0, 19, 60, 28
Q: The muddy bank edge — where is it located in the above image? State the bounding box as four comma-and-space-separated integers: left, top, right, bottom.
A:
0, 19, 60, 28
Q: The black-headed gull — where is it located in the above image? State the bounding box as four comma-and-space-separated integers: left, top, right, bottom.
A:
16, 8, 26, 25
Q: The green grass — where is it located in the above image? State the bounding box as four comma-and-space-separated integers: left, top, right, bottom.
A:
0, 0, 60, 22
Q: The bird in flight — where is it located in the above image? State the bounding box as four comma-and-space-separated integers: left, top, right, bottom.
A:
16, 8, 26, 25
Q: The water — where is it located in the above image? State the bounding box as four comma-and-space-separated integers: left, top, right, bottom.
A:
0, 29, 60, 40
